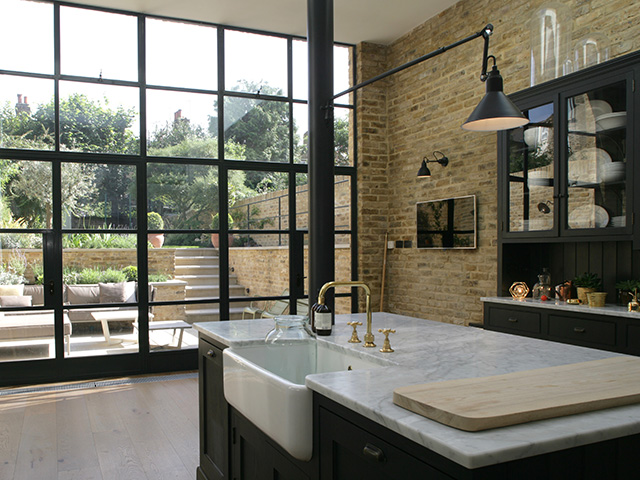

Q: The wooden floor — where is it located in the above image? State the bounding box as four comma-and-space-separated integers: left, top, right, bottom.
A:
0, 375, 199, 480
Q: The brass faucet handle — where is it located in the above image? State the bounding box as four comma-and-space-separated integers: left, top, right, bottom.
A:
378, 328, 396, 353
347, 321, 363, 343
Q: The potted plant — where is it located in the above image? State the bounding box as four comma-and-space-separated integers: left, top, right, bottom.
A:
147, 212, 165, 248
573, 272, 602, 305
211, 213, 234, 248
615, 279, 639, 306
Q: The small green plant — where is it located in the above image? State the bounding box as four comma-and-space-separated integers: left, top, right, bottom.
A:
147, 212, 164, 230
63, 267, 127, 285
122, 265, 138, 282
211, 212, 234, 230
63, 233, 137, 249
616, 279, 640, 292
573, 272, 602, 290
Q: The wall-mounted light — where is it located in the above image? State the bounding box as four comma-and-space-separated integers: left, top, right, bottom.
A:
417, 151, 449, 177
537, 200, 553, 214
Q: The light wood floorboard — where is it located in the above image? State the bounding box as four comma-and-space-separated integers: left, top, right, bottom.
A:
0, 375, 198, 480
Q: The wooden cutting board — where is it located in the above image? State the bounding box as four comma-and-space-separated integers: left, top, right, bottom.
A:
393, 356, 640, 432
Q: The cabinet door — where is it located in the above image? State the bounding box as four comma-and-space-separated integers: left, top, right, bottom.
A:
562, 77, 631, 236
503, 102, 556, 237
199, 339, 229, 480
319, 407, 453, 480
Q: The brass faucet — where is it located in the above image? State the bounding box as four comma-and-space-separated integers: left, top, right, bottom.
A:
318, 281, 375, 347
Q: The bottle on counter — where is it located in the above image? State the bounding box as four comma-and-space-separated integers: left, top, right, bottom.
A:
532, 267, 552, 300
311, 298, 332, 336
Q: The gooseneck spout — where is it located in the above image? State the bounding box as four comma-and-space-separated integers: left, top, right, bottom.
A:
318, 281, 374, 347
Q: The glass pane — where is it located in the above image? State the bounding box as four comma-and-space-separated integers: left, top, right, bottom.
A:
0, 234, 49, 362
147, 163, 218, 231
0, 0, 53, 74
229, 233, 289, 298
567, 81, 626, 229
292, 40, 308, 101
296, 173, 309, 230
225, 30, 287, 96
59, 81, 140, 154
229, 170, 289, 232
1, 160, 51, 228
224, 96, 290, 162
148, 305, 197, 352
147, 90, 218, 158
334, 45, 352, 99
62, 163, 137, 230
0, 76, 55, 150
293, 103, 309, 164
61, 6, 137, 81
334, 107, 353, 166
335, 234, 352, 315
507, 103, 554, 232
146, 19, 217, 90
335, 175, 351, 230
63, 233, 139, 357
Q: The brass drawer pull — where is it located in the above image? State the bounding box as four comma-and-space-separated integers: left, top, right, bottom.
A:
508, 317, 518, 323
362, 443, 386, 463
573, 327, 586, 333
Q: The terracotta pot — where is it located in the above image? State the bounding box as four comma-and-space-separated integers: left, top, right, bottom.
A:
211, 234, 233, 248
148, 233, 165, 249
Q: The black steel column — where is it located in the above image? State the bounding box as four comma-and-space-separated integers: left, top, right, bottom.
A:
308, 0, 335, 307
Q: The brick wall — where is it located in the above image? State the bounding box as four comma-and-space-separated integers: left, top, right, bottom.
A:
356, 0, 640, 325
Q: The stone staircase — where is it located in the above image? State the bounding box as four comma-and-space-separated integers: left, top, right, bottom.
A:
174, 248, 250, 322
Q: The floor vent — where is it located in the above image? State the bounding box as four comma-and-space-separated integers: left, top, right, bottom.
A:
0, 372, 198, 397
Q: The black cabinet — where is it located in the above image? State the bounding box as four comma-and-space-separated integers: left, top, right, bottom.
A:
483, 301, 640, 355
496, 51, 640, 299
198, 337, 229, 480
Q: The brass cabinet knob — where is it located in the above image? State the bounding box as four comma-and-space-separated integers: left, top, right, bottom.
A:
347, 321, 362, 343
378, 328, 396, 353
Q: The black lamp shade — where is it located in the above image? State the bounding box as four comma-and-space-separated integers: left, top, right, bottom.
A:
462, 66, 529, 131
417, 160, 431, 177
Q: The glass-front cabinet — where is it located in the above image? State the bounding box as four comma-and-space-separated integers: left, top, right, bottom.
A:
500, 54, 635, 240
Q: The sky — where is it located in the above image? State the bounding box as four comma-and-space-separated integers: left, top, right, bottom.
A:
0, 0, 351, 141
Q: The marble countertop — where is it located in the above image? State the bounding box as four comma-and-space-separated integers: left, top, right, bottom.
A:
194, 313, 640, 469
481, 295, 640, 319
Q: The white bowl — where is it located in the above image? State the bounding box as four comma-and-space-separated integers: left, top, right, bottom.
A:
596, 112, 626, 131
589, 100, 612, 117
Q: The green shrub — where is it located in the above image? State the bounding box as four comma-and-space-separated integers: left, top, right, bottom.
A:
147, 212, 164, 230
122, 265, 138, 282
149, 274, 170, 282
63, 233, 137, 249
63, 267, 127, 284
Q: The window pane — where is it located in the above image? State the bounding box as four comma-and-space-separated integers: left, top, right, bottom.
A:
147, 163, 218, 231
62, 233, 139, 358
229, 233, 289, 298
334, 107, 353, 166
224, 97, 290, 162
61, 6, 137, 81
229, 170, 289, 232
147, 90, 218, 158
295, 173, 309, 230
0, 76, 55, 150
59, 81, 139, 154
62, 163, 137, 230
293, 103, 309, 164
334, 45, 352, 99
1, 160, 51, 228
146, 19, 217, 90
225, 30, 287, 96
148, 305, 197, 352
335, 175, 351, 230
0, 0, 53, 74
292, 40, 308, 101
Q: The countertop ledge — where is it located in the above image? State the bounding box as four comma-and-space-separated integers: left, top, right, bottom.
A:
194, 312, 640, 470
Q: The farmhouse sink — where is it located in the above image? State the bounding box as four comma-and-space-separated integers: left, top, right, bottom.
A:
223, 341, 393, 461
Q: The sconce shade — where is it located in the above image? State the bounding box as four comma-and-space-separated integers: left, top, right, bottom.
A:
417, 159, 431, 177
462, 65, 529, 131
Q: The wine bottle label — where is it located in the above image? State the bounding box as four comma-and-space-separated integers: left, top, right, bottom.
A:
315, 312, 332, 331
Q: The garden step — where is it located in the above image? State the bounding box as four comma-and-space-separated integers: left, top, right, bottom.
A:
174, 248, 218, 257
185, 284, 247, 298
174, 274, 238, 286
185, 306, 247, 322
174, 265, 220, 276
174, 255, 220, 266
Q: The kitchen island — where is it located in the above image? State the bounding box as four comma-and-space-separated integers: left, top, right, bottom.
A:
195, 313, 640, 479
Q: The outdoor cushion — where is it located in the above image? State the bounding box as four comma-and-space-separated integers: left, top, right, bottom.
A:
23, 285, 44, 306
65, 284, 100, 305
0, 284, 24, 296
99, 282, 128, 303
0, 295, 32, 307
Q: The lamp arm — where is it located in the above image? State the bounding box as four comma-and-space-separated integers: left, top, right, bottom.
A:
333, 24, 494, 100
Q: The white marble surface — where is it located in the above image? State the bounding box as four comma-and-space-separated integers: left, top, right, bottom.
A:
194, 313, 640, 469
481, 295, 640, 319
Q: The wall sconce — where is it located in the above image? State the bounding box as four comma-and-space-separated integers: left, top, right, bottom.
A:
417, 151, 449, 177
537, 200, 553, 214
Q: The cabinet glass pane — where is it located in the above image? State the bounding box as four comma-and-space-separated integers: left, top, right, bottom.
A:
566, 81, 626, 230
507, 103, 554, 232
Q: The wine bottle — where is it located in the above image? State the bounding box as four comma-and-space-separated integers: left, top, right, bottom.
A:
311, 302, 332, 336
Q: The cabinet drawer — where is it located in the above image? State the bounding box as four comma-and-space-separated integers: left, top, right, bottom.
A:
548, 315, 616, 347
487, 307, 541, 334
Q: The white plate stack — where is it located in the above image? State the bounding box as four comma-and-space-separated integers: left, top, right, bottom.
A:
598, 161, 625, 183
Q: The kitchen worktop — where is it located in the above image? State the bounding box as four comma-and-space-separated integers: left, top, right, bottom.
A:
481, 295, 640, 318
194, 313, 640, 469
